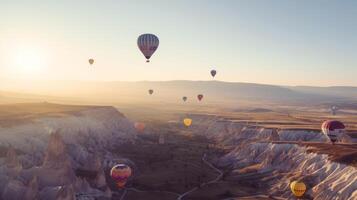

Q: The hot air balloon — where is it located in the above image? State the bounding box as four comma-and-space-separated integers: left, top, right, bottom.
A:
137, 33, 159, 62
210, 70, 217, 77
110, 164, 132, 188
88, 58, 94, 65
182, 96, 187, 102
321, 120, 345, 144
134, 122, 145, 132
148, 89, 154, 95
183, 118, 192, 127
331, 106, 338, 115
290, 181, 306, 198
197, 94, 203, 101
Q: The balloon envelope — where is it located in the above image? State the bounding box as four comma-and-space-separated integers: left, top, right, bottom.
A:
290, 181, 306, 197
197, 94, 203, 101
110, 164, 132, 188
134, 122, 145, 132
88, 59, 94, 65
182, 96, 187, 102
210, 70, 216, 77
331, 106, 338, 115
137, 34, 159, 62
321, 120, 345, 143
148, 89, 154, 95
183, 118, 192, 127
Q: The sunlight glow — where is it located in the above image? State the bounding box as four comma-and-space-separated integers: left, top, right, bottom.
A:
12, 45, 47, 74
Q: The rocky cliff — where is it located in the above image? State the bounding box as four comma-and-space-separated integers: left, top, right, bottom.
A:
0, 105, 136, 199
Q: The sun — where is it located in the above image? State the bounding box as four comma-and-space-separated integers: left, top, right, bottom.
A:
13, 45, 47, 74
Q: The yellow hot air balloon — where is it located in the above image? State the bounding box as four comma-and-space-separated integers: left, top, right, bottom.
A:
290, 181, 306, 198
183, 118, 192, 127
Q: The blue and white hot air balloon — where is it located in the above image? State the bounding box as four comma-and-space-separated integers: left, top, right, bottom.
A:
137, 33, 159, 62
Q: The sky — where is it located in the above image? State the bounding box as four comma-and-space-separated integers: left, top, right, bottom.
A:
0, 0, 356, 86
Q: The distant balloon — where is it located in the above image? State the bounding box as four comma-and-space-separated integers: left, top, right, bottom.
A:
290, 181, 306, 198
110, 164, 132, 188
321, 120, 345, 144
183, 118, 192, 127
331, 106, 338, 115
88, 58, 94, 65
148, 89, 154, 95
197, 94, 203, 101
134, 122, 145, 132
137, 33, 159, 62
210, 70, 217, 77
182, 96, 187, 102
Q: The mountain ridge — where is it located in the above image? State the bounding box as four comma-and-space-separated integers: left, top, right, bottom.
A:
1, 80, 356, 105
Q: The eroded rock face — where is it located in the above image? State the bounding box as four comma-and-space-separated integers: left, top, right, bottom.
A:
1, 180, 27, 200
5, 147, 21, 169
0, 106, 131, 199
0, 107, 136, 155
1, 176, 39, 200
39, 185, 75, 200
202, 120, 281, 147
182, 115, 355, 199
2, 147, 22, 178
43, 131, 71, 169
278, 130, 327, 142
30, 131, 76, 189
213, 123, 356, 200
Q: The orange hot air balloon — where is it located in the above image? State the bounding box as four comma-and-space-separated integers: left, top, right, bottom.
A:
88, 58, 94, 65
197, 94, 203, 101
135, 122, 145, 132
110, 164, 132, 188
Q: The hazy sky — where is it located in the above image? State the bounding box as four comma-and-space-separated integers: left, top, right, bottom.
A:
0, 0, 356, 86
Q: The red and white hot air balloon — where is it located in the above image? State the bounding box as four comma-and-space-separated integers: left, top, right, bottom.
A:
321, 120, 345, 144
137, 34, 159, 62
197, 94, 203, 101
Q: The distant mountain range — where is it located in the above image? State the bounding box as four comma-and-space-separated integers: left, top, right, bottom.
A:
0, 80, 356, 106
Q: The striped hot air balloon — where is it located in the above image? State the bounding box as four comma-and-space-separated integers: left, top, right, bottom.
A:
110, 164, 132, 188
321, 120, 345, 144
137, 34, 159, 62
290, 181, 306, 198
